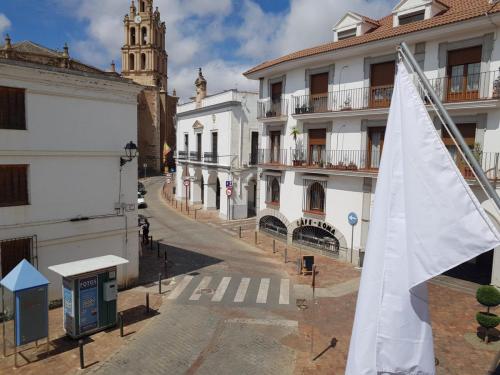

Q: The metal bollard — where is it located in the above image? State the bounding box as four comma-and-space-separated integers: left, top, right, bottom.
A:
254, 231, 258, 244
187, 205, 189, 215
284, 248, 288, 263
149, 236, 153, 250
164, 249, 167, 265
273, 239, 276, 254
157, 242, 160, 258
119, 312, 124, 337
180, 202, 182, 211
239, 226, 242, 238
158, 272, 162, 294
145, 292, 150, 314
312, 265, 316, 289
79, 339, 85, 369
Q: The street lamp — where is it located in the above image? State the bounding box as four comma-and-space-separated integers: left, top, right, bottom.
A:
120, 141, 138, 166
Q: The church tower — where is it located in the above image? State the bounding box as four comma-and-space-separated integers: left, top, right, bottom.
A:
121, 0, 167, 89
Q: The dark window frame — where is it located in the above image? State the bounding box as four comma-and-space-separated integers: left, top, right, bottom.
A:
337, 28, 357, 41
398, 10, 425, 26
0, 164, 30, 207
0, 86, 26, 130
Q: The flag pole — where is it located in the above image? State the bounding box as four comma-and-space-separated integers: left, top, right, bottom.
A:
398, 41, 500, 211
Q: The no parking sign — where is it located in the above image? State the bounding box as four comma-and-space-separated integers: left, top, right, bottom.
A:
226, 188, 232, 196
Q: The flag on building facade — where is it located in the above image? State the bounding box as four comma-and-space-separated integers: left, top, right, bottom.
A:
163, 142, 171, 158
345, 62, 500, 374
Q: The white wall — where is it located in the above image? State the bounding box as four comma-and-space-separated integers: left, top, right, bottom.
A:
0, 62, 141, 300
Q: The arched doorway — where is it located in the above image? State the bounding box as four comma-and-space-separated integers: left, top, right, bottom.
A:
216, 178, 221, 210
259, 215, 287, 239
201, 175, 205, 205
292, 226, 340, 257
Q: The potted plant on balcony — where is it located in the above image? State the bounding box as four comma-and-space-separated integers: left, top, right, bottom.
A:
347, 161, 358, 171
463, 143, 483, 178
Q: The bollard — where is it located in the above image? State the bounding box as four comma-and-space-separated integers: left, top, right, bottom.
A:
180, 202, 183, 211
158, 272, 162, 294
284, 248, 288, 263
145, 292, 150, 314
273, 239, 276, 254
239, 226, 242, 238
254, 231, 258, 244
149, 236, 153, 250
164, 249, 167, 265
195, 209, 197, 220
187, 205, 189, 215
119, 312, 124, 337
157, 242, 160, 258
79, 339, 85, 369
312, 265, 316, 290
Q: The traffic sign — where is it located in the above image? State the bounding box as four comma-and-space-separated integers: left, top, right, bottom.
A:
225, 181, 232, 188
226, 188, 232, 196
183, 180, 190, 187
348, 212, 358, 226
166, 178, 172, 184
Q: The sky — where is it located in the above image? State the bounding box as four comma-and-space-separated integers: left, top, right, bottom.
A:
0, 0, 395, 101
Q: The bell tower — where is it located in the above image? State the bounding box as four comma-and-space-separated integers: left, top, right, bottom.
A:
121, 0, 167, 89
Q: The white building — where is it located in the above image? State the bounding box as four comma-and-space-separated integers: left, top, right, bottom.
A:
176, 69, 259, 219
244, 0, 500, 287
0, 39, 142, 301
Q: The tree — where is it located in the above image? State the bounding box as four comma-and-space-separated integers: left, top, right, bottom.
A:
476, 285, 500, 343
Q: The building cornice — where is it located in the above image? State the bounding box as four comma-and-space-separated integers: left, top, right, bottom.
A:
177, 101, 241, 118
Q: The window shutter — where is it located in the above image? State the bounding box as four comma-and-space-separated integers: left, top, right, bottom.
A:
310, 73, 328, 95
0, 86, 26, 130
0, 165, 29, 206
448, 46, 482, 67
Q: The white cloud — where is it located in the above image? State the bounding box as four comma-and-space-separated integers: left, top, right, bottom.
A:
0, 13, 12, 34
56, 0, 395, 99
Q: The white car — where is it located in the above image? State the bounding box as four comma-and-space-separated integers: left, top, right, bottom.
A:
138, 192, 147, 209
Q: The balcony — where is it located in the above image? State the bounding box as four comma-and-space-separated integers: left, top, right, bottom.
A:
204, 152, 218, 163
257, 98, 288, 119
177, 150, 188, 160
189, 151, 201, 161
258, 148, 500, 181
257, 148, 288, 166
291, 71, 500, 115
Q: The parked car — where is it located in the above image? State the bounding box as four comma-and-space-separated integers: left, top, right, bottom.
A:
138, 182, 147, 195
138, 192, 147, 208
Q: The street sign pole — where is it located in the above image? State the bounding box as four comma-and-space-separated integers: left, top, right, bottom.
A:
347, 212, 358, 264
350, 225, 354, 264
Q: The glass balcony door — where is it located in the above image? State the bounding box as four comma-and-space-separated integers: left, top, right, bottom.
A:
446, 46, 482, 102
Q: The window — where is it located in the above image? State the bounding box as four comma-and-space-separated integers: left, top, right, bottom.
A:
370, 61, 395, 108
447, 46, 482, 101
184, 134, 189, 151
130, 27, 136, 45
266, 176, 280, 205
310, 72, 329, 112
398, 10, 425, 25
0, 86, 26, 130
129, 54, 135, 70
308, 128, 326, 166
338, 28, 357, 41
140, 1, 145, 12
0, 165, 29, 207
141, 27, 147, 45
0, 237, 32, 277
141, 53, 146, 70
303, 180, 326, 214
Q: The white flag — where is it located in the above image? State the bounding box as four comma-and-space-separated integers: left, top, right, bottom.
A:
345, 62, 500, 374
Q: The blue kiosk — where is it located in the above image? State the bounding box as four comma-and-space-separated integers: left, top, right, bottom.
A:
1, 259, 49, 367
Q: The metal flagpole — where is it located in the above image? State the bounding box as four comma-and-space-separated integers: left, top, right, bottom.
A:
398, 42, 500, 211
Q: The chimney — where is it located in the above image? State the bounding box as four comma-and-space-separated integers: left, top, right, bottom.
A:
195, 67, 207, 107
61, 43, 70, 69
4, 34, 12, 58
110, 60, 116, 73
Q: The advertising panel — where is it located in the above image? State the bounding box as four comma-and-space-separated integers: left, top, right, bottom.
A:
63, 278, 74, 334
79, 276, 98, 333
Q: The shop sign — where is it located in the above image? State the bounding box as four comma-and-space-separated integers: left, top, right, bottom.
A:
296, 218, 336, 236
79, 276, 98, 333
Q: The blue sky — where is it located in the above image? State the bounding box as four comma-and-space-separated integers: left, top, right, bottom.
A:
0, 0, 394, 100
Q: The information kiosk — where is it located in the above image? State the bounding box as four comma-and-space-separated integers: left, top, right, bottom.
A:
48, 255, 128, 339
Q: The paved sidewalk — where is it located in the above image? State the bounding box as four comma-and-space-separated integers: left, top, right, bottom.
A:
160, 185, 500, 375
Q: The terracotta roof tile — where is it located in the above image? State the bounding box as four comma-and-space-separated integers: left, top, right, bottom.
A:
244, 0, 500, 77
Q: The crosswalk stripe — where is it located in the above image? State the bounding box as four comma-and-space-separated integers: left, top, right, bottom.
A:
212, 277, 231, 302
189, 276, 212, 301
256, 278, 270, 304
234, 277, 250, 303
167, 275, 194, 300
279, 279, 290, 305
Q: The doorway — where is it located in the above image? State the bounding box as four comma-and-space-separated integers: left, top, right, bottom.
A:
444, 250, 494, 284
270, 131, 281, 163
196, 133, 202, 161
216, 178, 221, 210
247, 178, 257, 217
250, 132, 259, 165
201, 175, 205, 205
370, 61, 395, 108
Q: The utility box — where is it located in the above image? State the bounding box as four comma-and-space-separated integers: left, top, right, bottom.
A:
49, 255, 128, 339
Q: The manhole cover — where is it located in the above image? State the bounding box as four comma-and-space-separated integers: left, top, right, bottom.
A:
200, 288, 214, 295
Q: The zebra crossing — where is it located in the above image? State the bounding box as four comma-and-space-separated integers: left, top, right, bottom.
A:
166, 274, 292, 307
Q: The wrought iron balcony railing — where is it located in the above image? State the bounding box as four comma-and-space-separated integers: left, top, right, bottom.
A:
257, 148, 288, 165
291, 70, 500, 115
177, 150, 188, 159
204, 152, 218, 163
257, 98, 288, 119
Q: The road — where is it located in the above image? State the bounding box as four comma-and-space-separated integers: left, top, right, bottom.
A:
89, 177, 302, 375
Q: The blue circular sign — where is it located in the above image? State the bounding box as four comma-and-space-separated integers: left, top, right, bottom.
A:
348, 212, 358, 226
